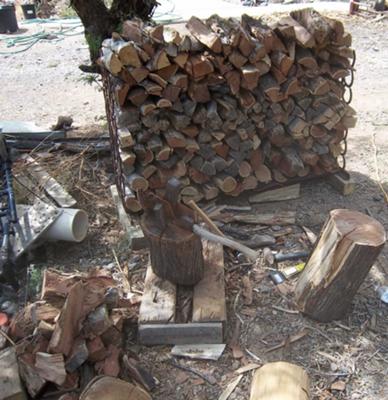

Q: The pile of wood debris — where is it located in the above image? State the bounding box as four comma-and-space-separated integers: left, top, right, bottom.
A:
1, 269, 153, 400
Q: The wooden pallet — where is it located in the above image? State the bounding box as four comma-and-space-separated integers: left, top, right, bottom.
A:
138, 241, 226, 345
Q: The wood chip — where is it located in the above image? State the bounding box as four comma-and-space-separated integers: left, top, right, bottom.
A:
218, 375, 243, 400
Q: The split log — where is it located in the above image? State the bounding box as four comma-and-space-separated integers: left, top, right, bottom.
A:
102, 47, 122, 75
35, 352, 67, 386
186, 16, 222, 53
111, 40, 141, 67
18, 354, 46, 398
295, 209, 386, 322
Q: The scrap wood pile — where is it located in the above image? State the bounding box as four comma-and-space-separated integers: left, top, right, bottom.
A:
1, 269, 153, 400
100, 8, 357, 212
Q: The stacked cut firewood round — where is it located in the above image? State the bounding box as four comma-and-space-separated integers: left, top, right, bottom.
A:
100, 9, 356, 212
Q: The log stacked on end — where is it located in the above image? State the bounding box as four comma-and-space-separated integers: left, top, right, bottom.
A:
100, 9, 356, 212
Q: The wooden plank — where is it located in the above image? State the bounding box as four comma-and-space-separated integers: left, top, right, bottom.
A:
192, 241, 226, 323
13, 201, 60, 258
138, 322, 223, 345
138, 265, 177, 324
327, 171, 355, 196
21, 155, 76, 208
231, 211, 296, 225
249, 184, 300, 203
171, 344, 226, 360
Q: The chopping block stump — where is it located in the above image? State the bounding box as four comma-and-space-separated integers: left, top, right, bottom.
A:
141, 216, 204, 286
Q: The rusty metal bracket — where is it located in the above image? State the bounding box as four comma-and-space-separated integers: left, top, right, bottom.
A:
102, 71, 131, 213
338, 50, 356, 171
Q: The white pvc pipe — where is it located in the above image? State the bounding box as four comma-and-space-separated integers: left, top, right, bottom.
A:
43, 208, 89, 242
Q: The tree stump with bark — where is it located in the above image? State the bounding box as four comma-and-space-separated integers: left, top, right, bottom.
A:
295, 209, 386, 322
141, 217, 204, 286
139, 179, 204, 286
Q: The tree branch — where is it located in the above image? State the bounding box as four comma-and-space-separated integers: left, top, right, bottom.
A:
109, 0, 158, 22
70, 0, 158, 63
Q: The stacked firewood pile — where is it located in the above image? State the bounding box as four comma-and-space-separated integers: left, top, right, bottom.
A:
100, 9, 356, 212
3, 269, 152, 399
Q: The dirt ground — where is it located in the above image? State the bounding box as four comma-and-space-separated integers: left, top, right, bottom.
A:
0, 9, 387, 400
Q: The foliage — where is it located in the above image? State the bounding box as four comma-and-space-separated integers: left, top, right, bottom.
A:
59, 5, 77, 18
28, 265, 43, 298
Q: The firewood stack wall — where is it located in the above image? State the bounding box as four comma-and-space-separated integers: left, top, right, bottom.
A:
100, 9, 356, 212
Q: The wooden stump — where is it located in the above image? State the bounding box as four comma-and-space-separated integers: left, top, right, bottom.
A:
141, 216, 204, 286
250, 361, 310, 400
295, 209, 386, 322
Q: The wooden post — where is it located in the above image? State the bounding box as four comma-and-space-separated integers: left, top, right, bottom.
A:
141, 217, 204, 286
295, 209, 386, 322
250, 361, 310, 400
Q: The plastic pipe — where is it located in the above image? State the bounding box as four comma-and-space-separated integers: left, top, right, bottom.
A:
43, 208, 88, 242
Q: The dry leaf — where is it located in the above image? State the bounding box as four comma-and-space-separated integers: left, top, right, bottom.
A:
191, 378, 205, 386
241, 276, 253, 305
175, 371, 189, 384
331, 380, 346, 391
